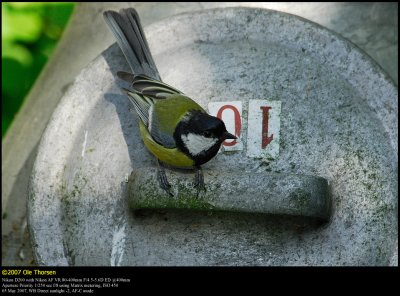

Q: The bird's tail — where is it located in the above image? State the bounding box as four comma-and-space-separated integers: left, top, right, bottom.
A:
103, 8, 161, 80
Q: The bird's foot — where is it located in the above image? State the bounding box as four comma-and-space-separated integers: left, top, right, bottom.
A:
157, 162, 173, 197
194, 166, 206, 197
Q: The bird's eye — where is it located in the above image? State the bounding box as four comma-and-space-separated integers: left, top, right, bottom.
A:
203, 131, 212, 137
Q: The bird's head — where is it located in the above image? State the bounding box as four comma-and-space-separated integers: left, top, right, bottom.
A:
174, 111, 236, 164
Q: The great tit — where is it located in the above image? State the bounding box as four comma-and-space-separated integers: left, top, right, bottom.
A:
103, 8, 236, 196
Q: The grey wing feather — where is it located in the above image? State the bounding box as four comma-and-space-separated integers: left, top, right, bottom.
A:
142, 88, 176, 99
123, 89, 177, 148
122, 89, 151, 126
149, 122, 177, 148
117, 71, 183, 95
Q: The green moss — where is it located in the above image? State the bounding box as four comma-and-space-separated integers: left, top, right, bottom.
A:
58, 170, 89, 202
280, 139, 286, 150
231, 180, 239, 187
289, 189, 311, 212
374, 203, 393, 217
355, 149, 364, 161
130, 194, 217, 211
129, 178, 217, 212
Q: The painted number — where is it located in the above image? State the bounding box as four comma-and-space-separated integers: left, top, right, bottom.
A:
247, 100, 281, 159
208, 101, 243, 151
208, 100, 281, 159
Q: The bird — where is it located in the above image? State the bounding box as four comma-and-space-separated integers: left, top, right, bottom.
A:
103, 8, 236, 196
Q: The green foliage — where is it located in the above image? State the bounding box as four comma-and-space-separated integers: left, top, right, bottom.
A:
2, 2, 75, 137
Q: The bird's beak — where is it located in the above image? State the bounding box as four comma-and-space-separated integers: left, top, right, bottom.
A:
223, 131, 237, 140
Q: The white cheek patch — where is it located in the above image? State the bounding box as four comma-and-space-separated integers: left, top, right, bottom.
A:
181, 133, 218, 156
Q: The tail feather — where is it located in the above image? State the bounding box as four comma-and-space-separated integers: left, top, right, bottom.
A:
103, 8, 160, 80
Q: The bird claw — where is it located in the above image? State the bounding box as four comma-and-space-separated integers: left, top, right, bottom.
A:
157, 163, 173, 197
194, 167, 206, 197
157, 162, 206, 197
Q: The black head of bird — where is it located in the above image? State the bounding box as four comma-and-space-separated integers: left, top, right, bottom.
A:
174, 110, 236, 166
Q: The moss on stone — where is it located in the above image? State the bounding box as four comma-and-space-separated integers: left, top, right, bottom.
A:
129, 175, 218, 211
289, 189, 311, 212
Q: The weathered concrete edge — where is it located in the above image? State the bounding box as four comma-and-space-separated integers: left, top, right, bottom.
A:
128, 168, 331, 221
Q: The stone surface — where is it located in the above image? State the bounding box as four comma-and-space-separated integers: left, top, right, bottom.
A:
129, 168, 331, 221
28, 7, 397, 266
3, 3, 398, 267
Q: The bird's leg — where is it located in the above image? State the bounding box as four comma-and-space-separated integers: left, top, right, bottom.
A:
157, 160, 173, 196
194, 166, 206, 196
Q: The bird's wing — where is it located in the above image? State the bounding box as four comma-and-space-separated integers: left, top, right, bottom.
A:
121, 73, 204, 149
150, 95, 205, 148
118, 71, 183, 98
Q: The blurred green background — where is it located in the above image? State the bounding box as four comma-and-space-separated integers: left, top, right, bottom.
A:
2, 2, 75, 137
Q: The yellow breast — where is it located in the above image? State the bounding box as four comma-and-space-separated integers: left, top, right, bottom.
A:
139, 121, 195, 168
